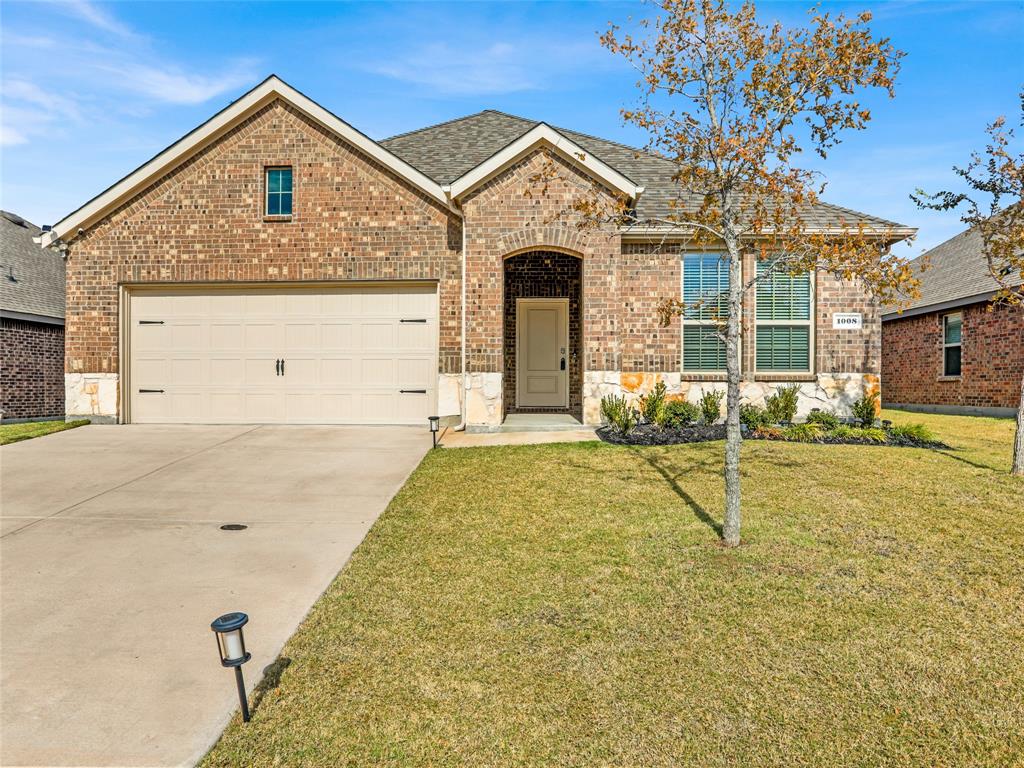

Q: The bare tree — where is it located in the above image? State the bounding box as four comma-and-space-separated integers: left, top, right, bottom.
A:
535, 0, 919, 546
913, 93, 1024, 475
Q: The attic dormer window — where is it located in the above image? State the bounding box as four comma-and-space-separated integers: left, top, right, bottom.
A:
265, 167, 293, 217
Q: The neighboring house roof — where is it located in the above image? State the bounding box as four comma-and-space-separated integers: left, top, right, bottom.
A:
0, 211, 65, 323
381, 109, 913, 235
42, 75, 912, 248
881, 224, 1024, 319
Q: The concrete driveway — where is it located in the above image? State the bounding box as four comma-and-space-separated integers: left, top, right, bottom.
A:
1, 424, 427, 767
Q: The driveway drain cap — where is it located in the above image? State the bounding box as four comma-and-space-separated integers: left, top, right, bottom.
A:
220, 524, 248, 531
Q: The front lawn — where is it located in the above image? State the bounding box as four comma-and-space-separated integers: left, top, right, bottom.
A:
0, 419, 89, 445
204, 410, 1023, 767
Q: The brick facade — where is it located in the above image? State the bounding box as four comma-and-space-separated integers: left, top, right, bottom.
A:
1, 319, 65, 420
882, 301, 1024, 412
63, 97, 887, 427
65, 100, 461, 377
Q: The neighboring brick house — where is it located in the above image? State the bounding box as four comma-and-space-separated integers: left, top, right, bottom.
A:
40, 76, 912, 429
882, 225, 1024, 417
0, 211, 66, 422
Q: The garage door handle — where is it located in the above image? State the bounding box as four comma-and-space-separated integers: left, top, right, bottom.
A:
281, 359, 285, 376
400, 389, 427, 394
276, 359, 282, 376
139, 388, 164, 393
400, 318, 427, 323
139, 320, 164, 325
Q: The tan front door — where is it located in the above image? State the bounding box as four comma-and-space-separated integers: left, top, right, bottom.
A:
516, 298, 569, 408
128, 284, 437, 424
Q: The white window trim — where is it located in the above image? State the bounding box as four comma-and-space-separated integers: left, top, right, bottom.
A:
942, 311, 963, 378
753, 267, 815, 375
680, 252, 737, 375
265, 166, 293, 217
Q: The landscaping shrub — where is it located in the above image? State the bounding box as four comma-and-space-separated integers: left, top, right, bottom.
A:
698, 389, 725, 424
639, 381, 668, 426
740, 403, 771, 431
600, 394, 637, 434
765, 383, 801, 424
887, 423, 937, 443
752, 425, 783, 439
663, 399, 701, 428
851, 391, 880, 427
806, 409, 840, 430
782, 423, 822, 442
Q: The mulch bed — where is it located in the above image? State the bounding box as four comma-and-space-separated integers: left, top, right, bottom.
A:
597, 424, 949, 449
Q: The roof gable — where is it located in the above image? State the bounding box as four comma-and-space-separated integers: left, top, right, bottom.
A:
41, 76, 448, 246
446, 123, 643, 201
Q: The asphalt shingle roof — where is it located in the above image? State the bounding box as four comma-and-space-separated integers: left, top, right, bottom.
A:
883, 224, 1024, 316
0, 211, 65, 321
380, 109, 908, 231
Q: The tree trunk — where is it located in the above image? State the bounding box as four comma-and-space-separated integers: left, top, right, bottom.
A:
1013, 371, 1024, 476
722, 214, 744, 547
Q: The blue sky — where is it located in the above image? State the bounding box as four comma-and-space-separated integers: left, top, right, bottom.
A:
1, 0, 1021, 256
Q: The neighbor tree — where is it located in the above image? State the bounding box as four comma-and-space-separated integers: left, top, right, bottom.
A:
912, 93, 1024, 476
536, 0, 919, 546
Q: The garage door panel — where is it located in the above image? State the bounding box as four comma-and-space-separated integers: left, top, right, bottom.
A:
134, 358, 169, 384
285, 323, 319, 350
170, 358, 203, 385
130, 285, 437, 425
210, 323, 243, 349
321, 323, 355, 349
210, 358, 244, 386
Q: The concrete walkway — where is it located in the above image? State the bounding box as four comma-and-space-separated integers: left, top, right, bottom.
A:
0, 424, 427, 767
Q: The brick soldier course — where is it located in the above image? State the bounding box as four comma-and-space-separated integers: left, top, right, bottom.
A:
42, 76, 911, 429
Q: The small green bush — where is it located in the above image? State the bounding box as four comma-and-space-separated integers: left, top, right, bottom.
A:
765, 384, 801, 424
639, 381, 668, 426
698, 389, 725, 424
828, 424, 885, 442
740, 403, 771, 431
601, 394, 638, 434
663, 399, 700, 428
782, 423, 822, 442
887, 423, 936, 443
851, 391, 880, 427
806, 409, 840, 430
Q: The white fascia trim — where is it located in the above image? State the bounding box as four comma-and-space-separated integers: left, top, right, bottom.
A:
40, 76, 447, 246
448, 123, 642, 201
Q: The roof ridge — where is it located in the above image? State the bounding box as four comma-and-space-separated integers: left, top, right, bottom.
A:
381, 109, 535, 143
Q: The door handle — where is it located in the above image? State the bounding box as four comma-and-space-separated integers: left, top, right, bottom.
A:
560, 357, 566, 371
281, 359, 285, 376
275, 359, 281, 376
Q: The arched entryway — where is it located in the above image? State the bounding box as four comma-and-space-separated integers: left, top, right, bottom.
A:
503, 250, 583, 421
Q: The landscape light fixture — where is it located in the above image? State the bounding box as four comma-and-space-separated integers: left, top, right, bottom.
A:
428, 416, 440, 448
211, 612, 252, 722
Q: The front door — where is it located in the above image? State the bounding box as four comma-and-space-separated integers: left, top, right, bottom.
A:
516, 298, 569, 408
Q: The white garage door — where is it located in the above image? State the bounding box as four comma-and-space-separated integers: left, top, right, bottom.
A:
128, 284, 437, 424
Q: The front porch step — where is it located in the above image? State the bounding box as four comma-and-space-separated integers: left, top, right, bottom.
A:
497, 414, 593, 433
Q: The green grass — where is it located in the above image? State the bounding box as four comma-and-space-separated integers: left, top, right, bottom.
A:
0, 419, 89, 445
204, 409, 1023, 767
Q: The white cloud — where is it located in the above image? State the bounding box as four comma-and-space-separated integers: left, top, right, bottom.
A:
56, 0, 140, 39
368, 38, 606, 96
97, 62, 258, 105
0, 79, 83, 146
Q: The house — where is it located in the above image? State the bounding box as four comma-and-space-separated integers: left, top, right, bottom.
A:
38, 76, 913, 430
882, 224, 1024, 417
1, 211, 66, 422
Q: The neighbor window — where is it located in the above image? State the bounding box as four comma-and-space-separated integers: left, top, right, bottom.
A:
265, 167, 293, 216
681, 253, 730, 372
754, 260, 813, 372
942, 312, 962, 376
